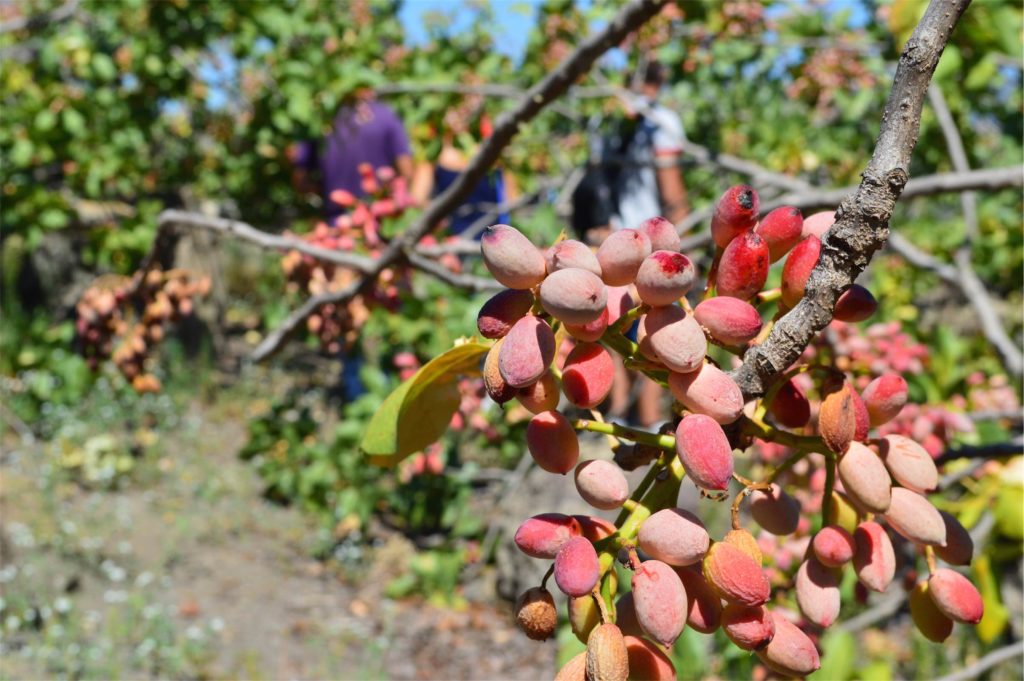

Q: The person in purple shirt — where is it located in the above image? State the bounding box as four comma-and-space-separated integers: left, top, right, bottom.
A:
287, 82, 414, 401
290, 85, 414, 221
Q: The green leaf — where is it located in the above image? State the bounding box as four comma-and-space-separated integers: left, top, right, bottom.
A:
965, 54, 998, 91
974, 554, 1009, 643
814, 629, 856, 680
91, 53, 117, 81
859, 660, 894, 681
994, 478, 1023, 539
286, 89, 313, 125
933, 45, 962, 82
271, 109, 293, 133
361, 340, 489, 466
10, 138, 33, 166
39, 208, 69, 229
143, 54, 163, 75
34, 109, 57, 132
62, 108, 86, 137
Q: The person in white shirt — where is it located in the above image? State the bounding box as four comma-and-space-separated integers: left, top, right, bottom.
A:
612, 60, 690, 232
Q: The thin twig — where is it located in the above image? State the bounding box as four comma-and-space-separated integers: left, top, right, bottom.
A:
676, 139, 812, 193
155, 209, 377, 272
758, 165, 1023, 214
474, 450, 536, 575
928, 85, 1023, 376
937, 459, 985, 491
932, 640, 1024, 681
968, 409, 1023, 423
933, 436, 1023, 466
0, 402, 36, 445
886, 232, 959, 283
888, 229, 1023, 376
968, 510, 996, 545
404, 252, 503, 292
838, 590, 905, 632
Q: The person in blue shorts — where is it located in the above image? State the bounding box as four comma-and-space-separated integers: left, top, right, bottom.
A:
411, 94, 515, 238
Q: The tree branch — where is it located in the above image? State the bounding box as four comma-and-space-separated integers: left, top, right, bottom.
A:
933, 436, 1023, 466
250, 0, 670, 362
677, 166, 1022, 253
928, 85, 1023, 376
731, 0, 973, 399
376, 82, 525, 98
886, 232, 959, 283
888, 229, 1023, 375
758, 165, 1023, 214
155, 209, 377, 273
838, 590, 905, 633
404, 252, 503, 293
675, 140, 814, 194
933, 640, 1024, 681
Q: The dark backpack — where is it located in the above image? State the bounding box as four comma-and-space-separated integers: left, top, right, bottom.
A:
570, 117, 638, 237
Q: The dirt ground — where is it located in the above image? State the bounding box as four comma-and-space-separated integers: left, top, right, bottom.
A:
0, 398, 556, 680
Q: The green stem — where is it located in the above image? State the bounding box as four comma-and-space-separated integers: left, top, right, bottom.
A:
573, 419, 675, 450
593, 450, 688, 573
622, 360, 670, 388
740, 415, 823, 451
623, 359, 665, 373
821, 451, 837, 527
702, 246, 723, 300
617, 303, 648, 331
765, 448, 808, 484
595, 456, 685, 576
600, 324, 639, 359
617, 456, 684, 542
613, 455, 664, 526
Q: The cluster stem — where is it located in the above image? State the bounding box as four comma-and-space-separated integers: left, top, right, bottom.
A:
573, 419, 675, 451
595, 455, 685, 577
821, 451, 837, 526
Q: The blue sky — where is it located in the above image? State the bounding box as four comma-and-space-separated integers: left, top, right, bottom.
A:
398, 0, 546, 61
398, 0, 872, 64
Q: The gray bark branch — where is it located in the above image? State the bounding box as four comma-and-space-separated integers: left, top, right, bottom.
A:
676, 166, 1022, 250
757, 165, 1022, 214
932, 640, 1024, 681
155, 210, 377, 273
928, 85, 1023, 375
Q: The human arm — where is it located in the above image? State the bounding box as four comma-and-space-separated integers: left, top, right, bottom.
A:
655, 153, 689, 223
410, 160, 435, 206
395, 154, 415, 186
651, 108, 689, 223
385, 106, 415, 185
503, 169, 519, 201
